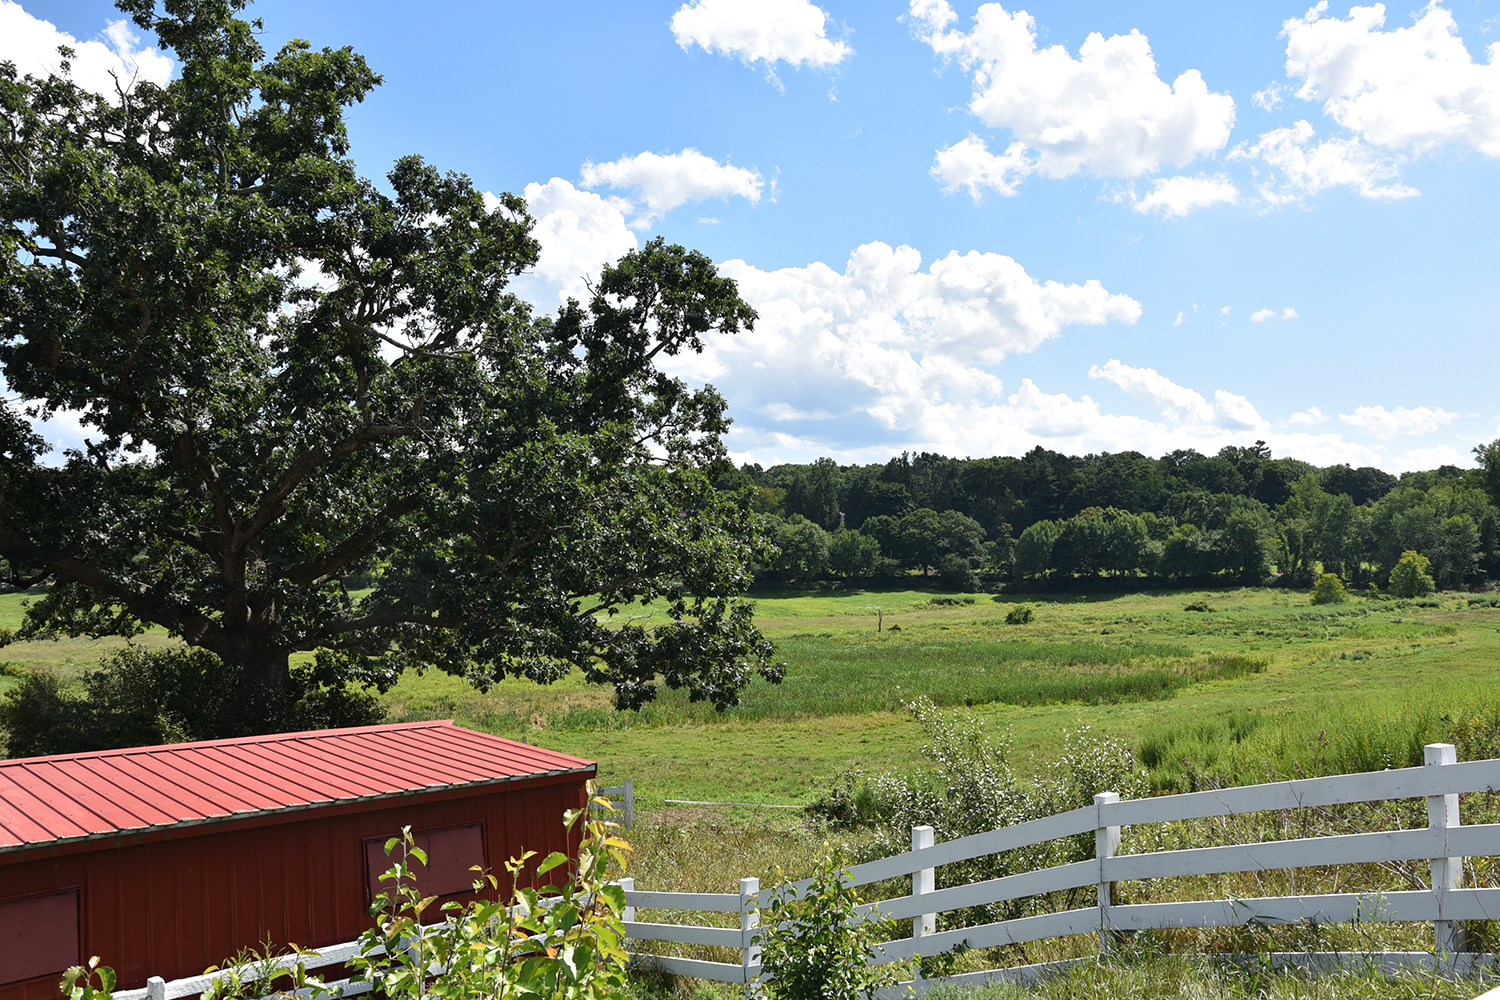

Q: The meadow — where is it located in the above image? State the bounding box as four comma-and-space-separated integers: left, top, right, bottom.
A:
6, 583, 1498, 805
6, 584, 1500, 997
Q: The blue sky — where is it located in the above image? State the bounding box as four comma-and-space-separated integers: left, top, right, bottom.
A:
5, 0, 1499, 471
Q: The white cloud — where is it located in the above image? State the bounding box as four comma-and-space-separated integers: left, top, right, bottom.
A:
1220, 306, 1231, 316
1252, 81, 1285, 112
658, 241, 1139, 450
1250, 307, 1297, 322
1287, 406, 1326, 426
580, 148, 762, 227
1174, 311, 1184, 326
930, 134, 1033, 199
1088, 359, 1268, 430
1393, 444, 1471, 469
496, 180, 638, 309
1282, 307, 1298, 320
671, 0, 850, 87
1338, 404, 1462, 439
909, 0, 1235, 180
1284, 1, 1500, 156
1230, 120, 1419, 204
1131, 173, 1239, 218
0, 2, 172, 96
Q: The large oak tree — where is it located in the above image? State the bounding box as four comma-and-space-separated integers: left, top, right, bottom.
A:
0, 0, 780, 732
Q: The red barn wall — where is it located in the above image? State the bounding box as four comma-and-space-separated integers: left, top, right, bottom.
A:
0, 773, 589, 1000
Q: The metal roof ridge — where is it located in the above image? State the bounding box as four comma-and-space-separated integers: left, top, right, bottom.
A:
0, 719, 459, 768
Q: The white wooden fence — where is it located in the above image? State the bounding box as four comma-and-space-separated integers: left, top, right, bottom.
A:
623, 743, 1500, 992
119, 745, 1500, 1000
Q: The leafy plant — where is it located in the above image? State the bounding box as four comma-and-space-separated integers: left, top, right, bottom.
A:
1389, 550, 1436, 598
348, 783, 633, 1000
60, 957, 115, 1000
1182, 599, 1216, 613
199, 938, 329, 1000
755, 847, 911, 1000
1005, 603, 1035, 625
1309, 574, 1349, 605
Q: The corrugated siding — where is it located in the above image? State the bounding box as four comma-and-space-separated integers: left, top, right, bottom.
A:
0, 722, 593, 850
0, 776, 589, 998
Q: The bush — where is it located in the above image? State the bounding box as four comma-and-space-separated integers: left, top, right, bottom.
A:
1309, 573, 1349, 605
0, 647, 383, 758
1005, 603, 1035, 625
1182, 600, 1216, 612
756, 847, 911, 1000
844, 699, 1144, 924
1389, 550, 1436, 598
65, 791, 632, 1000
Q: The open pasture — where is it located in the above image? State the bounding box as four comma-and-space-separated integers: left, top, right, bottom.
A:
6, 585, 1500, 804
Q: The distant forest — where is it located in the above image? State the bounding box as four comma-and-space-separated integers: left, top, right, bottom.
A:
722, 441, 1500, 592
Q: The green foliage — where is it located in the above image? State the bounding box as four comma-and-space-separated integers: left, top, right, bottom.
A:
770, 516, 831, 581
1182, 600, 1216, 612
347, 786, 631, 1000
1388, 550, 1436, 598
0, 647, 382, 757
52, 794, 632, 1000
0, 1, 779, 727
1004, 603, 1035, 625
837, 699, 1146, 924
755, 847, 911, 1000
1310, 574, 1350, 605
60, 958, 115, 1000
826, 529, 881, 578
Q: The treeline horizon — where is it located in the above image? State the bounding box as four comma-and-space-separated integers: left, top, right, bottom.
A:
721, 441, 1500, 592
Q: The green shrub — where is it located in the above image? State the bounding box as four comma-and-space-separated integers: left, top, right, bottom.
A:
1388, 550, 1436, 598
1309, 574, 1349, 605
62, 792, 632, 1000
756, 847, 910, 1000
1005, 603, 1035, 625
1183, 599, 1216, 612
852, 698, 1145, 923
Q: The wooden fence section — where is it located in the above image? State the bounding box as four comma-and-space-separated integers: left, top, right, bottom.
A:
118, 746, 1500, 999
624, 744, 1500, 992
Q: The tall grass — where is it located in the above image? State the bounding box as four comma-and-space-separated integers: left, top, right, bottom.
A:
505, 638, 1260, 730
1139, 681, 1500, 791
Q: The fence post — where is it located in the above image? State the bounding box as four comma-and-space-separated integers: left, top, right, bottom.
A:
912, 825, 935, 969
1425, 743, 1466, 957
146, 978, 165, 1000
624, 778, 634, 829
740, 876, 761, 995
619, 876, 635, 924
1094, 791, 1120, 957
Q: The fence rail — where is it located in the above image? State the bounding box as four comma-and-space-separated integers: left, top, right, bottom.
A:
624, 743, 1500, 992
121, 746, 1500, 999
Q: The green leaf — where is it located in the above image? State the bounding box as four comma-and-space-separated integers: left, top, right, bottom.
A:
535, 851, 569, 876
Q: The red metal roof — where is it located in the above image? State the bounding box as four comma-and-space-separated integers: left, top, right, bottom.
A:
0, 720, 594, 853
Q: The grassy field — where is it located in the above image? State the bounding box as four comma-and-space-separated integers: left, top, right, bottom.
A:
6, 584, 1500, 997
7, 584, 1498, 806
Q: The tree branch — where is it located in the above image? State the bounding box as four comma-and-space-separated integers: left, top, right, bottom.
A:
279, 494, 423, 586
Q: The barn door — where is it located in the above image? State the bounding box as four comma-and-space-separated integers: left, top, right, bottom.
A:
364, 823, 486, 906
0, 889, 79, 985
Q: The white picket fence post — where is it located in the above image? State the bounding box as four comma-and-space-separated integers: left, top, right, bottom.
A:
911, 825, 935, 974
146, 978, 165, 1000
1425, 743, 1466, 956
1095, 791, 1120, 956
740, 876, 761, 993
619, 877, 635, 923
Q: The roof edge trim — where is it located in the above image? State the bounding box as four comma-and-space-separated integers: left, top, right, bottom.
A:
0, 763, 596, 855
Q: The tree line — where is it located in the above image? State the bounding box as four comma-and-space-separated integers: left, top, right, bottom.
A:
727, 442, 1500, 591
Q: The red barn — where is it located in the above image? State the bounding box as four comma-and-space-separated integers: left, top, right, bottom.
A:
0, 720, 595, 999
